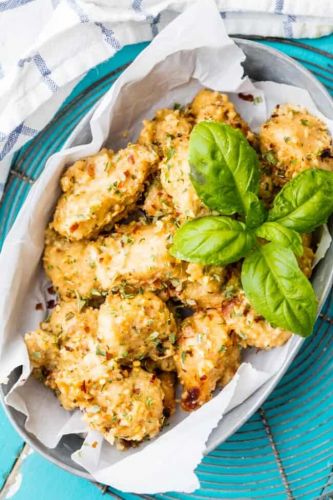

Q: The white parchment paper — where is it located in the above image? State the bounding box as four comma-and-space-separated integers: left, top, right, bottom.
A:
0, 0, 332, 493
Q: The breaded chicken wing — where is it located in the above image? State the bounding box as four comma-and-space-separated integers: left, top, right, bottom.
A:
84, 367, 164, 444
25, 301, 102, 410
175, 310, 241, 411
138, 108, 194, 157
89, 218, 185, 292
189, 89, 257, 145
97, 292, 176, 362
52, 145, 158, 240
259, 104, 333, 187
43, 227, 100, 300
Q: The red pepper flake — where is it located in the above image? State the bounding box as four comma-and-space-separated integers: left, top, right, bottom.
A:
84, 325, 90, 333
106, 352, 112, 361
183, 387, 200, 410
238, 93, 254, 102
81, 381, 87, 393
47, 300, 56, 309
47, 286, 56, 295
70, 223, 79, 233
35, 303, 44, 311
91, 441, 98, 449
200, 375, 207, 381
128, 154, 135, 164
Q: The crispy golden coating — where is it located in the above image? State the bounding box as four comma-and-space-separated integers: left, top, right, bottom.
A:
83, 368, 164, 444
52, 145, 158, 240
259, 104, 333, 187
138, 108, 194, 156
97, 292, 176, 362
89, 218, 185, 292
189, 89, 257, 145
160, 138, 208, 219
43, 227, 99, 300
175, 310, 241, 411
142, 176, 175, 218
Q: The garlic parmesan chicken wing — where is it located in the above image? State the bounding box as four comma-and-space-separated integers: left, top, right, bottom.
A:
44, 219, 185, 299
189, 88, 257, 145
25, 301, 101, 410
52, 145, 158, 240
175, 310, 241, 411
89, 218, 185, 292
260, 104, 333, 187
84, 368, 164, 445
43, 227, 99, 300
138, 108, 194, 157
97, 292, 177, 362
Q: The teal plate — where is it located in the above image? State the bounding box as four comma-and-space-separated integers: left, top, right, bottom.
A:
1, 37, 333, 500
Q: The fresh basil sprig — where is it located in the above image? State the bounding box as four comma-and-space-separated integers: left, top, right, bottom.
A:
241, 243, 317, 336
171, 216, 255, 265
169, 121, 333, 337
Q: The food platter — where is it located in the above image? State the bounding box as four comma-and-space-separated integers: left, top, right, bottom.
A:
1, 37, 333, 492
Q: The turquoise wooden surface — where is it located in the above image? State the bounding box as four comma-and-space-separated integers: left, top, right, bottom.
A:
0, 34, 333, 500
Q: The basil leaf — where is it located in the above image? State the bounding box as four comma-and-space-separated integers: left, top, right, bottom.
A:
244, 192, 267, 229
241, 243, 317, 337
256, 221, 303, 256
189, 121, 261, 217
170, 216, 255, 265
268, 169, 333, 232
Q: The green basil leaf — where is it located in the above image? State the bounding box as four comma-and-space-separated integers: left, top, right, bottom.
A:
268, 169, 333, 232
256, 222, 303, 257
170, 216, 255, 265
189, 121, 261, 217
241, 243, 317, 337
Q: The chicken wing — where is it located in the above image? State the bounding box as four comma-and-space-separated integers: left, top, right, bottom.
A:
89, 218, 185, 292
97, 292, 177, 362
83, 367, 164, 445
259, 104, 333, 188
138, 108, 194, 157
52, 145, 158, 240
43, 227, 100, 300
175, 309, 241, 411
189, 88, 257, 145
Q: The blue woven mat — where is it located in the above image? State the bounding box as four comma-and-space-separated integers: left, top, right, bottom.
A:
0, 36, 332, 500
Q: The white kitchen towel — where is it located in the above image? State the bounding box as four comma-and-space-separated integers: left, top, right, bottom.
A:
0, 0, 333, 200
